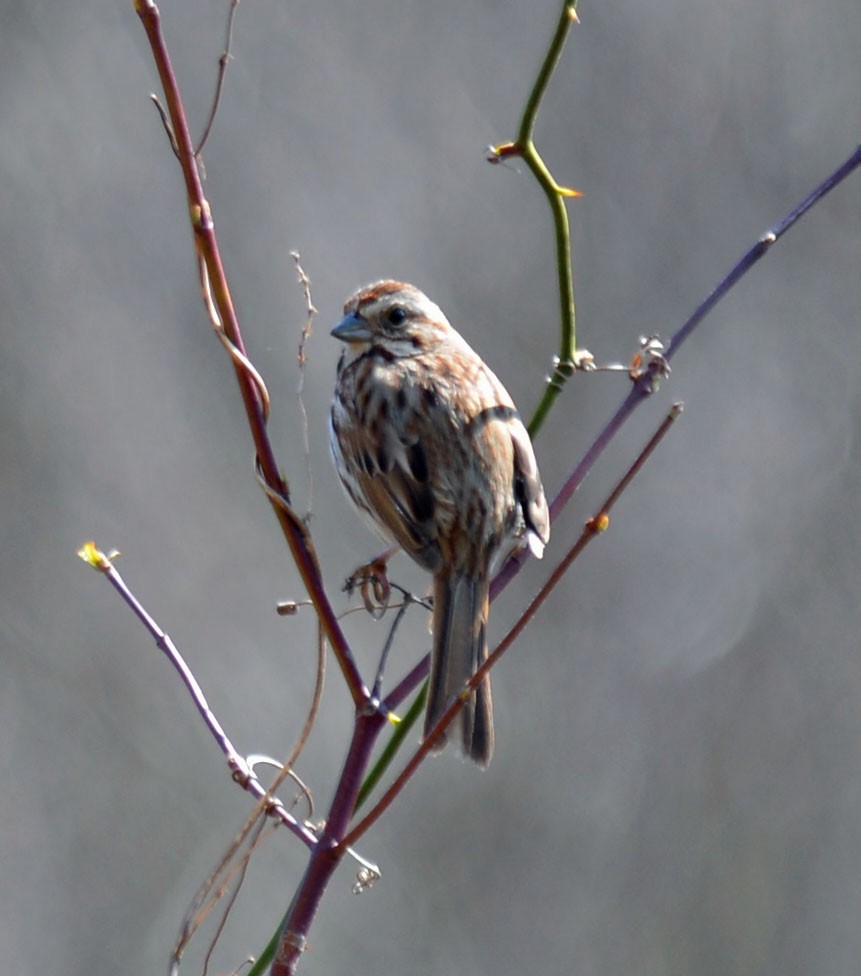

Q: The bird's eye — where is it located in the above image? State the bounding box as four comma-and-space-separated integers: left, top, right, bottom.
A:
386, 306, 407, 327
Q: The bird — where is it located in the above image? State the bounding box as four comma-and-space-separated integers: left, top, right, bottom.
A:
329, 280, 549, 765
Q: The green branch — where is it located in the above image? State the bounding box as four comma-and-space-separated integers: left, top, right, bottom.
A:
489, 0, 584, 437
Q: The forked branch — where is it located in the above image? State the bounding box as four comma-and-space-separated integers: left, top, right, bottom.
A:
134, 0, 366, 705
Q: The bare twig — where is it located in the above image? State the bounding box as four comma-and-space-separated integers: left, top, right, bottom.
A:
665, 144, 861, 361
200, 816, 271, 976
78, 540, 338, 973
174, 762, 317, 974
149, 93, 180, 157
195, 0, 241, 156
370, 588, 424, 700
77, 543, 319, 846
291, 252, 318, 518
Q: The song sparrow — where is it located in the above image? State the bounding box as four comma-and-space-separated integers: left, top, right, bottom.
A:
329, 281, 550, 765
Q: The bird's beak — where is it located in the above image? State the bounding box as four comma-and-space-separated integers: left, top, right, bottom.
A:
331, 312, 373, 343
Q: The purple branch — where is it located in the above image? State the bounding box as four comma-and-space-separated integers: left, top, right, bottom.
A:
272, 711, 387, 975
88, 550, 319, 849
667, 145, 861, 361
493, 144, 861, 601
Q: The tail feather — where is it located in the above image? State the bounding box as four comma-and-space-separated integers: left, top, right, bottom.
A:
425, 570, 493, 766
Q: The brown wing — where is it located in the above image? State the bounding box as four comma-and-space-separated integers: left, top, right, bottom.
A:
461, 360, 550, 558
332, 365, 448, 574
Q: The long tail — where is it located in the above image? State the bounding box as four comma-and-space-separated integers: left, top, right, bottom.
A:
424, 569, 493, 766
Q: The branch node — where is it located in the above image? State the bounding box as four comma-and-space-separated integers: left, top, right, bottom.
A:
148, 93, 180, 158
629, 335, 670, 392
486, 141, 522, 163
277, 931, 307, 959
587, 512, 610, 534
77, 540, 121, 571
191, 199, 214, 230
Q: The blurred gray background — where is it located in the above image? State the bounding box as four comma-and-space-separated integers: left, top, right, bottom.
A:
2, 0, 860, 973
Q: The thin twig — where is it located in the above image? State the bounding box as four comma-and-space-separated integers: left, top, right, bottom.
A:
171, 616, 328, 965
665, 143, 861, 361
174, 761, 316, 973
291, 252, 317, 518
195, 0, 240, 156
78, 540, 336, 972
201, 816, 271, 976
149, 93, 180, 158
370, 589, 419, 700
78, 544, 320, 842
